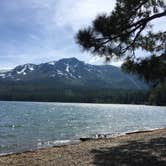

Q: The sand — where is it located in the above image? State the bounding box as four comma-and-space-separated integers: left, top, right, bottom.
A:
0, 128, 166, 166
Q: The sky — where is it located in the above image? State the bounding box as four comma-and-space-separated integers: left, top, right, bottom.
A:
0, 0, 165, 69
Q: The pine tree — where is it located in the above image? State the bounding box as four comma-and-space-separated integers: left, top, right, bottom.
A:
76, 0, 166, 85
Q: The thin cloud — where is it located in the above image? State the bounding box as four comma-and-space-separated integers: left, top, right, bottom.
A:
54, 0, 116, 31
0, 0, 165, 69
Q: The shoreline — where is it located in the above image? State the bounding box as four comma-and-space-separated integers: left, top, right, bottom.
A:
0, 127, 164, 157
0, 128, 166, 165
1, 100, 165, 107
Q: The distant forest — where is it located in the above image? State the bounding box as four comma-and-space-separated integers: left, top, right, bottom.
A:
0, 81, 149, 105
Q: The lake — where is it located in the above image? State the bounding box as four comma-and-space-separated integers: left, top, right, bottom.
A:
0, 101, 166, 155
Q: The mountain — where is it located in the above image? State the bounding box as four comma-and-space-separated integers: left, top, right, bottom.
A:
0, 57, 148, 90
0, 58, 149, 103
0, 69, 9, 73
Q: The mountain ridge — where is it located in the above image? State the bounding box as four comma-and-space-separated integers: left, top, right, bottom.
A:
0, 57, 148, 90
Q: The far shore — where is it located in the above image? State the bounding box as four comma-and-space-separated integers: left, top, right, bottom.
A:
0, 128, 165, 166
1, 100, 165, 107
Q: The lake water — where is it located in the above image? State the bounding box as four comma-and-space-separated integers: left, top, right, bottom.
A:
0, 101, 166, 155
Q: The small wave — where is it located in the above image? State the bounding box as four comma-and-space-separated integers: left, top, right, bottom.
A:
0, 124, 24, 128
125, 127, 165, 135
0, 127, 164, 157
0, 152, 14, 157
80, 127, 166, 141
0, 140, 80, 157
37, 139, 80, 149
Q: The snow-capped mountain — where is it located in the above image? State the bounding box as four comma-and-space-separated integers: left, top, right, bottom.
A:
0, 57, 148, 89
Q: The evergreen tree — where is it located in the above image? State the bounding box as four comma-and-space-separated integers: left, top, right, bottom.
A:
76, 0, 166, 85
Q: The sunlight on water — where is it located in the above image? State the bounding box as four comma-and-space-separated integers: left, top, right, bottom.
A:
0, 101, 166, 155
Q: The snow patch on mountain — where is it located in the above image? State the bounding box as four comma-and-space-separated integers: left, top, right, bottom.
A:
66, 64, 70, 73
57, 70, 64, 76
17, 66, 27, 75
29, 66, 34, 71
16, 64, 35, 75
48, 61, 56, 65
0, 58, 148, 90
0, 73, 6, 78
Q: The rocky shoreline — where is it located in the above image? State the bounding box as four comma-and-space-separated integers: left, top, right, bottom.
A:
0, 128, 166, 166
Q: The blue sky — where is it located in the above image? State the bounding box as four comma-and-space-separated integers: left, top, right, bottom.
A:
0, 0, 165, 69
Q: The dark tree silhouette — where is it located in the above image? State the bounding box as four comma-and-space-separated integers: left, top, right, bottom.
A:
122, 54, 166, 85
76, 0, 166, 84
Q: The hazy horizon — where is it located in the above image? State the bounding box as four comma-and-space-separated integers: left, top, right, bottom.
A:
0, 57, 123, 70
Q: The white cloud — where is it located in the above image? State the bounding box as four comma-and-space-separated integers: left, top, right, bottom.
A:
151, 17, 166, 32
0, 0, 165, 69
54, 0, 116, 31
87, 56, 123, 66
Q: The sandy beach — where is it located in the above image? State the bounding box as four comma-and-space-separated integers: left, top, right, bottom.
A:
0, 128, 165, 166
